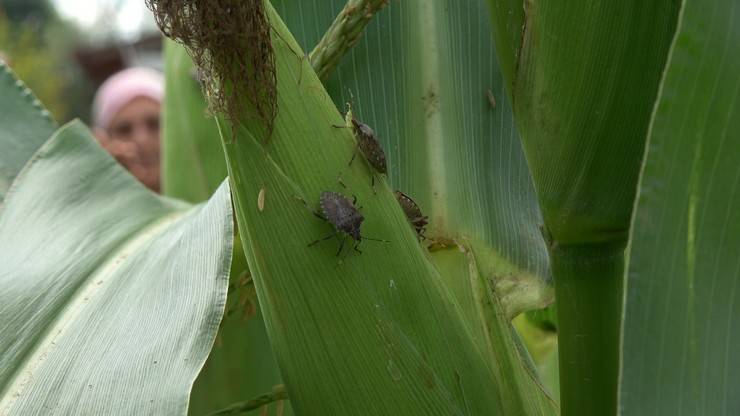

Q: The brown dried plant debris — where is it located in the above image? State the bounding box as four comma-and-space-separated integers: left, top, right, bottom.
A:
146, 0, 277, 139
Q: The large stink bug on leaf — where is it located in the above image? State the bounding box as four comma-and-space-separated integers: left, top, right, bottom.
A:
334, 104, 387, 192
349, 117, 387, 175
307, 191, 388, 256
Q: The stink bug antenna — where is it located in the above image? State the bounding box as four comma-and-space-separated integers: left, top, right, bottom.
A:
352, 234, 389, 256
346, 88, 356, 108
345, 89, 357, 121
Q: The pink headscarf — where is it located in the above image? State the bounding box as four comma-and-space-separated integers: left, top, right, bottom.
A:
92, 67, 164, 130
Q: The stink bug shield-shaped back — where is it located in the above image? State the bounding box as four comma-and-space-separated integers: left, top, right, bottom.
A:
320, 191, 363, 241
334, 104, 387, 191
350, 117, 387, 175
308, 191, 387, 256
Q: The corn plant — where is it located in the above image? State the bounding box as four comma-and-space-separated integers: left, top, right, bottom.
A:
0, 0, 738, 415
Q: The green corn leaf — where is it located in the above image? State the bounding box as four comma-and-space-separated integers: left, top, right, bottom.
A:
162, 40, 289, 416
482, 0, 523, 99
0, 120, 233, 415
0, 63, 56, 203
489, 0, 680, 245
216, 4, 557, 414
296, 0, 555, 393
274, 0, 552, 295
158, 51, 273, 379
430, 243, 558, 411
160, 0, 553, 311
486, 0, 681, 413
161, 39, 227, 204
157, 0, 557, 409
620, 0, 740, 414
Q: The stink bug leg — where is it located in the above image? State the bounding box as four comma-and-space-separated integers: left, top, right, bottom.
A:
351, 195, 363, 211
336, 235, 347, 256
308, 232, 336, 247
348, 146, 358, 167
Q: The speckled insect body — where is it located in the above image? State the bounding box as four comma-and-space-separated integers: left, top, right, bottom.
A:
320, 191, 364, 240
308, 191, 386, 255
334, 106, 388, 191
395, 191, 429, 239
351, 117, 387, 175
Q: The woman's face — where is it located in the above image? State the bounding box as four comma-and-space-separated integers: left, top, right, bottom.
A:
106, 97, 161, 191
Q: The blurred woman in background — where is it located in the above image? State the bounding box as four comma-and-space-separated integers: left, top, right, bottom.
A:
92, 67, 163, 192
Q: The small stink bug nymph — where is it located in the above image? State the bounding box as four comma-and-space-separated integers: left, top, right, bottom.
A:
308, 191, 388, 256
395, 190, 429, 240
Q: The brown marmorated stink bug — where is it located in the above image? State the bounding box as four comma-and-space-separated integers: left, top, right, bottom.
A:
307, 191, 388, 256
333, 104, 387, 192
395, 191, 429, 240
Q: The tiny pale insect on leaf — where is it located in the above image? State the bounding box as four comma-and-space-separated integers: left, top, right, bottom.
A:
486, 89, 496, 108
257, 187, 266, 212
